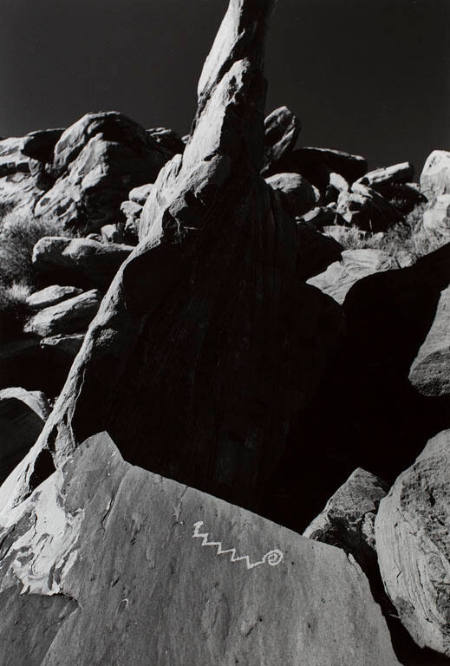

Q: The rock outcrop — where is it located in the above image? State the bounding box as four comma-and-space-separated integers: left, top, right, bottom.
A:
375, 430, 450, 657
421, 150, 450, 199
0, 432, 400, 666
0, 0, 344, 516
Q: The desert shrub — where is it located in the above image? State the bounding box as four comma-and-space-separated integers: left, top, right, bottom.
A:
0, 211, 76, 288
0, 281, 32, 343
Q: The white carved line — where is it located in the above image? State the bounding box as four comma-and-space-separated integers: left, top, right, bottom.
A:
192, 521, 283, 570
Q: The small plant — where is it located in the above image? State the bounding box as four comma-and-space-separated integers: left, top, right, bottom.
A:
0, 281, 32, 343
0, 211, 76, 288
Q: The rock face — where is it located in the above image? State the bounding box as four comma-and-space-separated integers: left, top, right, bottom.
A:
0, 432, 400, 666
303, 468, 387, 555
33, 112, 172, 232
26, 285, 83, 310
307, 249, 399, 304
0, 387, 50, 483
265, 172, 319, 216
32, 237, 133, 289
262, 106, 301, 172
0, 0, 344, 516
421, 150, 450, 199
409, 284, 450, 398
375, 430, 450, 657
0, 137, 47, 218
24, 289, 101, 338
423, 194, 450, 237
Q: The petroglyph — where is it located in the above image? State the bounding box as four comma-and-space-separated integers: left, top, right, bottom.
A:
192, 521, 283, 570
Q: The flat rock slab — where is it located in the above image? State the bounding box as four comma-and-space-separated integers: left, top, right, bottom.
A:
375, 430, 450, 657
27, 285, 83, 310
0, 432, 400, 666
24, 289, 101, 338
307, 248, 398, 304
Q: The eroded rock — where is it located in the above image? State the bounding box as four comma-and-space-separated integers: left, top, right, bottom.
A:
421, 150, 450, 199
266, 172, 319, 217
26, 285, 83, 310
375, 430, 450, 657
24, 289, 101, 338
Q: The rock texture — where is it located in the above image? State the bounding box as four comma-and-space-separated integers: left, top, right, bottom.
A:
265, 172, 319, 216
423, 194, 450, 237
307, 248, 399, 304
0, 387, 50, 484
375, 430, 450, 657
421, 150, 450, 199
26, 285, 83, 310
262, 106, 301, 172
24, 289, 101, 338
0, 432, 400, 666
0, 0, 344, 516
303, 468, 387, 555
409, 284, 450, 398
32, 237, 133, 289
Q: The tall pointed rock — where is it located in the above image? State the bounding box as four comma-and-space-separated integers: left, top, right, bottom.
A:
0, 0, 342, 517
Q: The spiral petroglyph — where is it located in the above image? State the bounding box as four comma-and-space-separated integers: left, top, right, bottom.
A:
192, 521, 284, 570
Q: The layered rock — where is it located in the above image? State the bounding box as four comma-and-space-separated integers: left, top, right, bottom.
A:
0, 387, 50, 483
375, 430, 450, 657
32, 237, 133, 289
24, 289, 101, 338
0, 432, 400, 665
0, 0, 343, 518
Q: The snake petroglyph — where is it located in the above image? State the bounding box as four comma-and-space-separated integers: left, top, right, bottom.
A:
192, 521, 284, 570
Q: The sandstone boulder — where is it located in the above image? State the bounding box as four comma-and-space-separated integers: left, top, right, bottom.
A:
0, 0, 344, 518
375, 430, 450, 657
409, 284, 450, 398
265, 172, 319, 216
22, 128, 64, 164
24, 289, 101, 338
307, 249, 399, 304
262, 106, 301, 172
128, 182, 153, 205
0, 387, 50, 484
356, 161, 414, 188
32, 237, 133, 289
26, 285, 83, 310
33, 112, 172, 232
0, 432, 400, 666
421, 150, 450, 199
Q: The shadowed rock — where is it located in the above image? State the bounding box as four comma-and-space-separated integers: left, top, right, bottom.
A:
0, 0, 343, 518
262, 106, 301, 172
375, 430, 450, 657
0, 432, 400, 665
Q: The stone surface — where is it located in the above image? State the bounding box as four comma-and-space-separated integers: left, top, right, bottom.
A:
32, 237, 133, 289
26, 285, 83, 310
0, 137, 48, 218
421, 150, 450, 199
0, 0, 344, 518
307, 249, 399, 304
262, 106, 301, 172
375, 430, 450, 657
266, 172, 319, 216
0, 387, 50, 484
40, 333, 85, 357
33, 112, 172, 232
356, 161, 414, 188
0, 432, 400, 666
24, 289, 101, 338
409, 284, 450, 397
303, 468, 387, 553
423, 194, 450, 237
128, 182, 153, 205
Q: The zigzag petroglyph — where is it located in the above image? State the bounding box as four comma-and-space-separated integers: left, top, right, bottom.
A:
192, 521, 283, 570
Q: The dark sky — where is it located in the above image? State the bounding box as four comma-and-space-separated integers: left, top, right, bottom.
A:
1, 0, 449, 172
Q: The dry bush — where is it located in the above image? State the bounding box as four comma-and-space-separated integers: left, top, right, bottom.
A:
0, 211, 75, 288
0, 281, 32, 343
